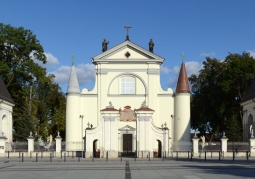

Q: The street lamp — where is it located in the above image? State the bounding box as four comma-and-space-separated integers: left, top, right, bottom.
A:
133, 109, 138, 158
161, 122, 168, 158
80, 115, 84, 158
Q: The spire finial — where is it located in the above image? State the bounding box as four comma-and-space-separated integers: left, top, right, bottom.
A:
181, 52, 185, 63
72, 53, 75, 65
124, 24, 131, 41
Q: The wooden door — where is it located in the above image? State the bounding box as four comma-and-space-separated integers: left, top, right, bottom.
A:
123, 134, 132, 154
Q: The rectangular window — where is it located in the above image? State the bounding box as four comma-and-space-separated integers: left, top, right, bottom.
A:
121, 77, 135, 94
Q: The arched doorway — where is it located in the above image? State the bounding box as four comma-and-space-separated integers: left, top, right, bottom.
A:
157, 140, 162, 158
93, 139, 99, 158
2, 115, 8, 138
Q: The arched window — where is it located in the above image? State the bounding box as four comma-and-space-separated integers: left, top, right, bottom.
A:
121, 76, 135, 94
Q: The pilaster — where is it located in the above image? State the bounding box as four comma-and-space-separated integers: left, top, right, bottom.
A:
0, 136, 7, 157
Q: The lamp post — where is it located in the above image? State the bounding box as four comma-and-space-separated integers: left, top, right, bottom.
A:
80, 115, 84, 158
133, 109, 138, 158
161, 122, 168, 158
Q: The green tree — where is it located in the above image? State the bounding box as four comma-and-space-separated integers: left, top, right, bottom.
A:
189, 52, 255, 141
0, 23, 66, 141
13, 102, 34, 141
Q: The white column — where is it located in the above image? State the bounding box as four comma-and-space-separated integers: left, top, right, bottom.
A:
0, 136, 7, 157
249, 137, 255, 157
55, 136, 62, 153
192, 136, 199, 157
220, 137, 228, 154
27, 133, 34, 153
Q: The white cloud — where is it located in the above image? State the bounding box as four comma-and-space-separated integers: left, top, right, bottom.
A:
185, 61, 202, 77
48, 63, 95, 85
31, 52, 59, 67
247, 49, 255, 58
200, 52, 216, 57
44, 52, 59, 66
160, 65, 171, 74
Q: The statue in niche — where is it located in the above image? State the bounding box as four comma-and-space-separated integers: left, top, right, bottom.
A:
102, 39, 109, 52
148, 39, 154, 53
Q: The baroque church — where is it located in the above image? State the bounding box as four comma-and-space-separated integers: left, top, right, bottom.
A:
66, 31, 191, 158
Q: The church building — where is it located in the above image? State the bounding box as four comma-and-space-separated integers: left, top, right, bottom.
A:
65, 31, 191, 158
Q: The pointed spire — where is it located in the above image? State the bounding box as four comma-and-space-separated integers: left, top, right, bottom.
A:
176, 62, 190, 94
67, 64, 80, 94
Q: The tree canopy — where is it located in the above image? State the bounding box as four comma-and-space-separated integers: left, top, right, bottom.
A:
0, 23, 66, 141
189, 52, 255, 141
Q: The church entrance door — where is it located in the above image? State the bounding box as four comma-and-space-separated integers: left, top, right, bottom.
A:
122, 134, 133, 156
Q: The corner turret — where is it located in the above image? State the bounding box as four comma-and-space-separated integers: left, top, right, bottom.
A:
67, 64, 80, 94
174, 60, 191, 148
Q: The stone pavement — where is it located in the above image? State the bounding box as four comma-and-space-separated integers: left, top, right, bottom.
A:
0, 157, 255, 179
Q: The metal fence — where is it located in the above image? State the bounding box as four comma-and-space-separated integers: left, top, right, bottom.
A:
172, 141, 192, 151
199, 142, 221, 152
227, 142, 249, 152
11, 142, 28, 152
34, 142, 56, 152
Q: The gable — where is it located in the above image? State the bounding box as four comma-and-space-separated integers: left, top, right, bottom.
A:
92, 40, 164, 64
118, 125, 136, 131
106, 46, 150, 59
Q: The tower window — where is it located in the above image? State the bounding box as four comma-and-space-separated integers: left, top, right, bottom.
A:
121, 77, 135, 94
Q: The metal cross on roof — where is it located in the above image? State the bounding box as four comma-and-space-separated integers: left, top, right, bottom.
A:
72, 53, 75, 65
181, 52, 185, 63
124, 24, 131, 41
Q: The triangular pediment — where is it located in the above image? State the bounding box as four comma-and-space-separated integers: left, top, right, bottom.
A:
92, 40, 164, 64
118, 125, 136, 131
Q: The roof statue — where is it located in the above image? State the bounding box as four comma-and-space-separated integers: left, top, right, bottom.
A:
102, 39, 109, 52
182, 52, 185, 63
148, 39, 154, 53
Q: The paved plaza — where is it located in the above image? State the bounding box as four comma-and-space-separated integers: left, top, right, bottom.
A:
0, 157, 255, 179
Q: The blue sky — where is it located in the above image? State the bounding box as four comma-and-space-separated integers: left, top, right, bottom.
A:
1, 1, 255, 92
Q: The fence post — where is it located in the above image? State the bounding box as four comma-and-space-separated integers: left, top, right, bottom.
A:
205, 151, 206, 161
61, 151, 62, 159
233, 151, 235, 161
36, 153, 38, 162
19, 151, 20, 158
78, 156, 80, 162
188, 151, 189, 159
92, 152, 94, 162
50, 153, 52, 162
120, 152, 122, 162
162, 151, 164, 161
22, 153, 24, 162
149, 152, 150, 162
219, 151, 221, 161
41, 151, 43, 158
246, 151, 249, 161
176, 151, 178, 161
8, 151, 9, 158
72, 151, 74, 159
64, 153, 66, 162
211, 151, 212, 159
30, 151, 32, 158
191, 151, 192, 161
106, 151, 108, 162
134, 150, 136, 162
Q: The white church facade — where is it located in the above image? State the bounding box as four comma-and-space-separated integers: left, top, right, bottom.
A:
66, 37, 191, 158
